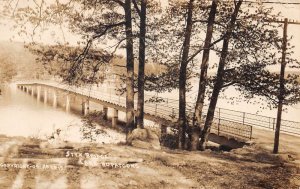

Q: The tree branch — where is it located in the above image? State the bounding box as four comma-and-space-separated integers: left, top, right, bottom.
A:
132, 0, 141, 17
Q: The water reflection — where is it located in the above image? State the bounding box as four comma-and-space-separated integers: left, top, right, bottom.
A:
0, 84, 125, 144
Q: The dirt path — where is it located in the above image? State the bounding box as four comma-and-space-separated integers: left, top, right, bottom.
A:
0, 132, 299, 189
252, 127, 300, 161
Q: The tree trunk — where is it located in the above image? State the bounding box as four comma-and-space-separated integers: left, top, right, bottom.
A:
273, 18, 288, 154
178, 0, 194, 149
137, 0, 147, 129
124, 0, 135, 135
199, 0, 243, 150
191, 0, 218, 151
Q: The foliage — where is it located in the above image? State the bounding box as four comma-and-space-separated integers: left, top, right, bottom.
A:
0, 56, 17, 84
26, 43, 113, 86
80, 111, 107, 142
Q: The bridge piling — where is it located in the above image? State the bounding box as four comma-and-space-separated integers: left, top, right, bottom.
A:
53, 90, 57, 108
37, 86, 41, 101
44, 89, 48, 104
112, 109, 118, 128
31, 86, 34, 96
82, 99, 89, 116
103, 106, 108, 120
161, 125, 167, 137
66, 95, 70, 112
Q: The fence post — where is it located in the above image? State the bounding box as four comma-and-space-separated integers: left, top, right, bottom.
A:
218, 108, 221, 136
273, 118, 276, 130
243, 112, 245, 125
155, 104, 158, 115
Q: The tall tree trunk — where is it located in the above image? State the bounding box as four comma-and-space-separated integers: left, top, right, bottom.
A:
178, 0, 194, 149
199, 0, 243, 150
124, 0, 135, 135
273, 18, 288, 154
190, 0, 218, 151
137, 0, 147, 129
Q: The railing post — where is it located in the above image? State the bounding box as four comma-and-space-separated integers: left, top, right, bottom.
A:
273, 118, 276, 130
218, 108, 221, 136
250, 126, 253, 140
109, 90, 111, 101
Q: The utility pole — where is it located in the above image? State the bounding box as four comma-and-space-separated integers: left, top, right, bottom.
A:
270, 18, 300, 154
273, 18, 287, 154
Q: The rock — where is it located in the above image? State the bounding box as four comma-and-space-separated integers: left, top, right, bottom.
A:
127, 128, 148, 143
146, 129, 159, 140
127, 128, 161, 150
131, 140, 152, 149
39, 139, 69, 149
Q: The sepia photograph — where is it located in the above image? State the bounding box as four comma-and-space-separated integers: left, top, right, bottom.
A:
0, 0, 300, 188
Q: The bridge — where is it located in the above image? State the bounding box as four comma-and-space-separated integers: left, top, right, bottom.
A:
16, 81, 300, 147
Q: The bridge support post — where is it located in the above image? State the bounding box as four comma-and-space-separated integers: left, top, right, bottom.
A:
82, 99, 89, 116
103, 106, 108, 120
44, 89, 48, 104
37, 86, 41, 101
53, 91, 57, 108
31, 86, 34, 96
161, 125, 167, 137
112, 109, 118, 128
66, 95, 70, 112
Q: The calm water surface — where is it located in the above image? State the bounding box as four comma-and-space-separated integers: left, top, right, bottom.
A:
0, 83, 125, 143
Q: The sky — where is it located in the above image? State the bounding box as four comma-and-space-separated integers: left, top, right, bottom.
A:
0, 0, 299, 63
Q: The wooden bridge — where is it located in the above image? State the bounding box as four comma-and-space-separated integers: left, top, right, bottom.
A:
16, 80, 300, 146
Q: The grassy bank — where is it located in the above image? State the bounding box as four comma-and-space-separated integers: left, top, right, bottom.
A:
0, 133, 299, 189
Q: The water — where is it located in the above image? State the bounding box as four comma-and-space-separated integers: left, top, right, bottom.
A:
0, 83, 125, 143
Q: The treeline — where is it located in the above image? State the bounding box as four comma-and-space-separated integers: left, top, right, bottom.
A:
6, 0, 300, 152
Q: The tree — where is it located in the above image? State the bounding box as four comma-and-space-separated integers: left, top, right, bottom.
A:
147, 0, 215, 149
124, 0, 135, 133
198, 0, 300, 150
191, 0, 218, 151
177, 0, 194, 149
135, 0, 147, 129
199, 0, 244, 150
0, 56, 17, 84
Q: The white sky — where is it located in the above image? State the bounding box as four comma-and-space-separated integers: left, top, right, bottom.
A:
0, 0, 299, 63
